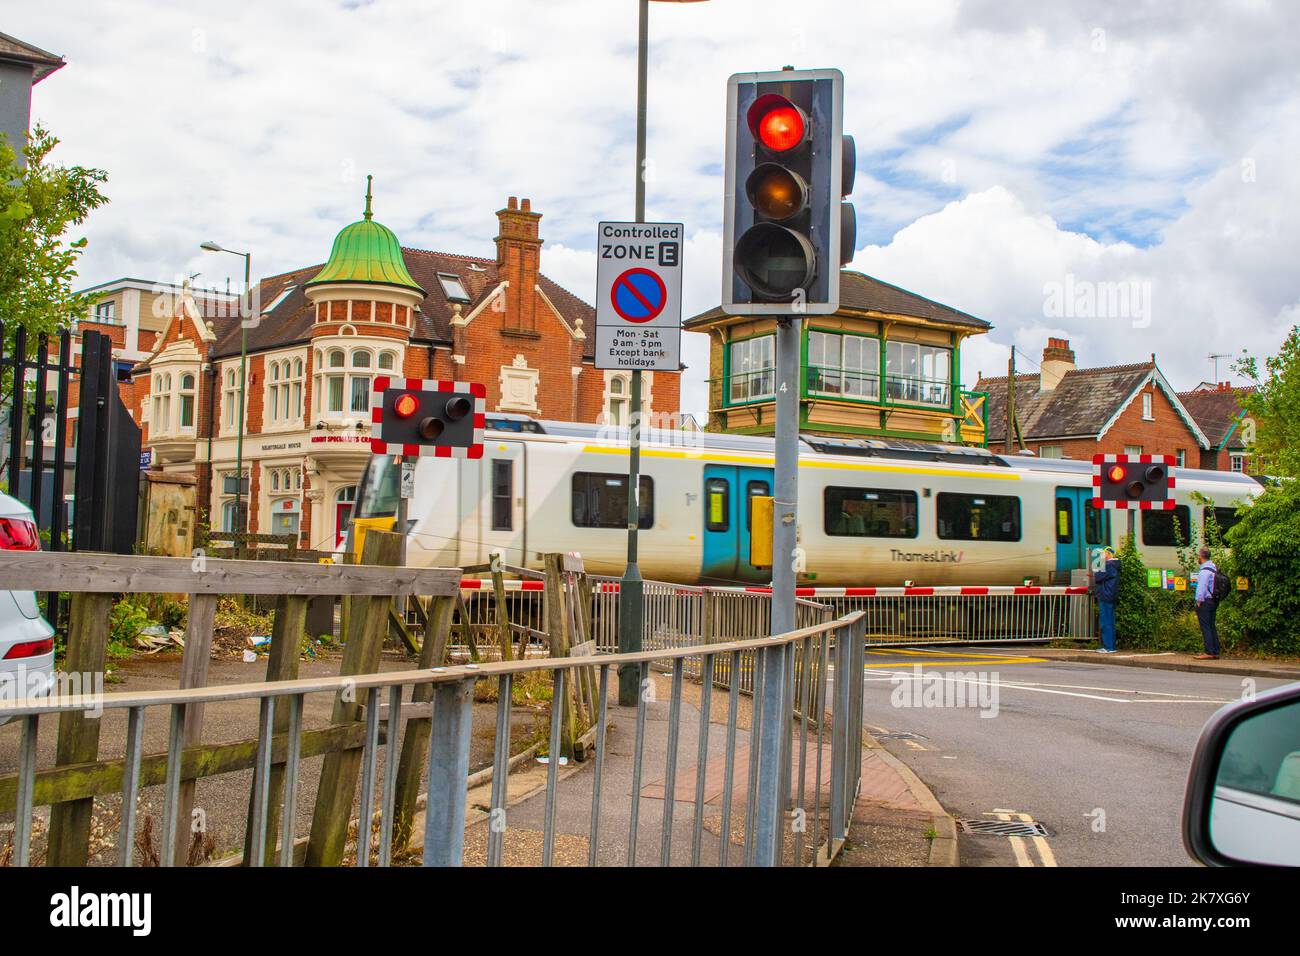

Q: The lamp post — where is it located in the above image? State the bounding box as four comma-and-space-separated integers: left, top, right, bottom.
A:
617, 0, 711, 706
200, 241, 252, 538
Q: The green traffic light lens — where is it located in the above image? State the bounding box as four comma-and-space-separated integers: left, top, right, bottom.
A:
734, 222, 816, 299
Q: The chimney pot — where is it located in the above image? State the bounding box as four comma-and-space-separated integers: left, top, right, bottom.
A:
521, 198, 531, 212
508, 196, 518, 210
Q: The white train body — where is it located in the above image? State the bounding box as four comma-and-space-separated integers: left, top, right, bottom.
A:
365, 418, 1260, 587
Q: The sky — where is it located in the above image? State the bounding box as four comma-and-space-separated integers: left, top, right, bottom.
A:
11, 0, 1300, 420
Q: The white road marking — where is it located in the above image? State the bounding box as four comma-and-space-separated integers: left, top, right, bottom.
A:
863, 670, 1231, 704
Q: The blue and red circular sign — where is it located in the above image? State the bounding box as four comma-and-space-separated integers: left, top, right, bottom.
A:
610, 268, 667, 323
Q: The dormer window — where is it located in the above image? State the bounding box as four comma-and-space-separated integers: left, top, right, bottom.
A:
262, 284, 297, 314
437, 273, 470, 303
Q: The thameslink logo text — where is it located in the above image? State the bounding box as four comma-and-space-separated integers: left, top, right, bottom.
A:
50, 886, 152, 936
890, 549, 963, 563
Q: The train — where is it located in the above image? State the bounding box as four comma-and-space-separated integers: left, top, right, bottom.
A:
349, 414, 1261, 587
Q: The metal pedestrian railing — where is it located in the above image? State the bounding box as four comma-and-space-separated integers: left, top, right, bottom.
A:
0, 546, 866, 868
1, 610, 866, 868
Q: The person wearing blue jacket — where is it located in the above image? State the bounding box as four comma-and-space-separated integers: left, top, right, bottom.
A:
1194, 548, 1221, 660
1093, 547, 1120, 653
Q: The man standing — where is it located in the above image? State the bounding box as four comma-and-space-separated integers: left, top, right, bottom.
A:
1195, 547, 1221, 660
1093, 547, 1120, 653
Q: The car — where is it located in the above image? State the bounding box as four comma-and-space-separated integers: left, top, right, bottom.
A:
1183, 680, 1300, 866
0, 491, 56, 724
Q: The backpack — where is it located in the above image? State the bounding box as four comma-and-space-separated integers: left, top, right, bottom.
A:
1211, 570, 1231, 601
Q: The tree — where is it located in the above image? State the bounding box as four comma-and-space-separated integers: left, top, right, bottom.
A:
0, 124, 109, 340
1222, 479, 1300, 655
1233, 326, 1300, 478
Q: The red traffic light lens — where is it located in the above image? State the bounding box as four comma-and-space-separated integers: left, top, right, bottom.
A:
747, 94, 807, 152
1107, 465, 1126, 483
445, 396, 472, 420
394, 393, 419, 418
758, 105, 804, 151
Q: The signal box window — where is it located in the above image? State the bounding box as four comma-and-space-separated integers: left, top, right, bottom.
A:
825, 487, 917, 538
1141, 506, 1191, 548
572, 472, 653, 530
728, 335, 775, 403
936, 493, 1021, 542
705, 478, 730, 532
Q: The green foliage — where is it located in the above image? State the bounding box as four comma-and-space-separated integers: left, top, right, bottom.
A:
1220, 479, 1300, 654
1234, 326, 1300, 478
1114, 534, 1159, 646
0, 125, 109, 337
108, 600, 157, 657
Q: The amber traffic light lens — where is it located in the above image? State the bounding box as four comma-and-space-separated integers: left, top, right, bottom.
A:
394, 393, 419, 418
746, 164, 808, 221
419, 418, 444, 441
445, 396, 472, 420
1145, 465, 1166, 483
1126, 481, 1144, 498
757, 105, 805, 152
1107, 465, 1126, 483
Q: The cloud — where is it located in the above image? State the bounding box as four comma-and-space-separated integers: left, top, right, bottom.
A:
7, 0, 1297, 418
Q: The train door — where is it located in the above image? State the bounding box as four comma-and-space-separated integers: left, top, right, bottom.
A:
477, 442, 525, 568
1054, 487, 1110, 579
701, 464, 774, 583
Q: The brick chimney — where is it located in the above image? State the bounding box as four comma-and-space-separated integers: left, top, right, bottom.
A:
1040, 337, 1076, 391
495, 196, 543, 332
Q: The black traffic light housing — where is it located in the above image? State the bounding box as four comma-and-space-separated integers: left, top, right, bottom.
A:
723, 68, 855, 316
371, 377, 485, 458
1091, 454, 1176, 509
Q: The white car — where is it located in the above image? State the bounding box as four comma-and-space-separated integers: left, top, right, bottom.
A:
0, 491, 56, 723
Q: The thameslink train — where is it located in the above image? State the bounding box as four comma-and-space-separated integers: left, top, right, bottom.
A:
350, 415, 1261, 587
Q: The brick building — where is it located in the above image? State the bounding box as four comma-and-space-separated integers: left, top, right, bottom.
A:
1178, 382, 1255, 473
975, 338, 1210, 465
132, 186, 680, 551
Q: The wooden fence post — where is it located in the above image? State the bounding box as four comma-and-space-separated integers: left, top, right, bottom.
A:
242, 593, 308, 866
305, 530, 401, 867
390, 593, 455, 851
45, 591, 113, 866
172, 591, 217, 865
542, 553, 578, 759
490, 553, 512, 661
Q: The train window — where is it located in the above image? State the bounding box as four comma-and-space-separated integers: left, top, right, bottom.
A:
824, 487, 918, 538
571, 472, 653, 530
705, 478, 730, 532
1055, 497, 1073, 544
1203, 506, 1242, 542
745, 480, 769, 531
491, 460, 512, 531
1084, 500, 1108, 546
1141, 506, 1190, 548
936, 493, 1021, 542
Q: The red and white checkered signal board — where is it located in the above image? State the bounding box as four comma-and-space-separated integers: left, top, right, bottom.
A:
370, 377, 486, 458
1091, 453, 1176, 510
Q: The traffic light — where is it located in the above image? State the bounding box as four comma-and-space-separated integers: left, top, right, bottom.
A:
370, 377, 486, 458
1092, 454, 1176, 509
722, 68, 855, 315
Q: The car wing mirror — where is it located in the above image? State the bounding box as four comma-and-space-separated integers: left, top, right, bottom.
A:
1183, 682, 1300, 866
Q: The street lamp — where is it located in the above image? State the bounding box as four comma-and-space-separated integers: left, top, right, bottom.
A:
618, 0, 711, 706
200, 240, 252, 539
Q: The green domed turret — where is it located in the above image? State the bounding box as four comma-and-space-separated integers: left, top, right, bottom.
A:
306, 176, 424, 294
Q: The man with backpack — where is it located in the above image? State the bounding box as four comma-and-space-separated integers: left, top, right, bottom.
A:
1195, 547, 1229, 660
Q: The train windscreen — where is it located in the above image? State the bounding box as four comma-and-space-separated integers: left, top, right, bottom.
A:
357, 454, 400, 519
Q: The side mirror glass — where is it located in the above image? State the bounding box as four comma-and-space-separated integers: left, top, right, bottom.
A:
1183, 685, 1300, 866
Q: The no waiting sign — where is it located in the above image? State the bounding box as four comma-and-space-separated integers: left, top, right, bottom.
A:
594, 221, 683, 372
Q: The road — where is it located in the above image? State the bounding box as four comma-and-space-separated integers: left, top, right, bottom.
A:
854, 645, 1294, 867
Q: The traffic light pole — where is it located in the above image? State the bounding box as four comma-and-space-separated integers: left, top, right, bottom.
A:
617, 0, 651, 707
771, 316, 799, 637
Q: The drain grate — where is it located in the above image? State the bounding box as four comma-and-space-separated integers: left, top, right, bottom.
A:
958, 819, 1049, 837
